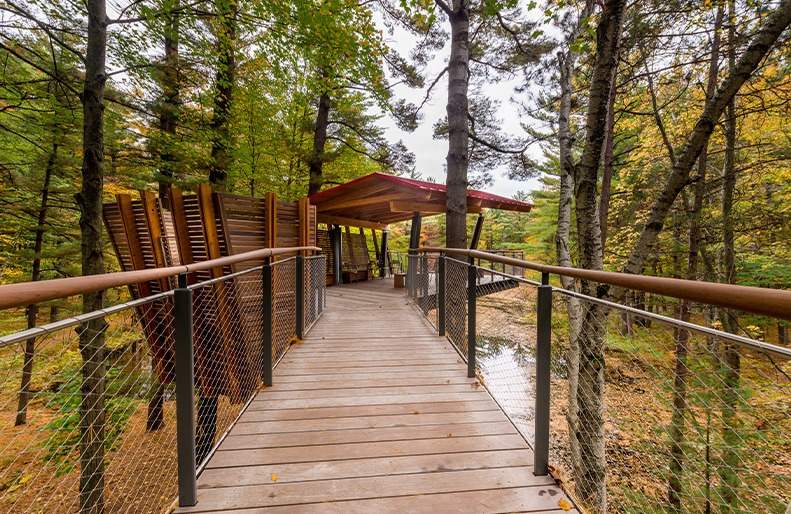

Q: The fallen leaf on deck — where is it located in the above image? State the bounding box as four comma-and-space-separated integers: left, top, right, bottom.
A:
470, 382, 479, 389
271, 474, 278, 481
558, 498, 572, 510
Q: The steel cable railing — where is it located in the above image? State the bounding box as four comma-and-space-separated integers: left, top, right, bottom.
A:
0, 247, 325, 513
408, 249, 791, 514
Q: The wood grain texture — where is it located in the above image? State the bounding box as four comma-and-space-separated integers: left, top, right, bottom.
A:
175, 280, 577, 513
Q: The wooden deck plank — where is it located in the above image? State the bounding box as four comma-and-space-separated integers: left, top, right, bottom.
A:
176, 280, 576, 513
238, 400, 500, 422
198, 449, 535, 487
205, 490, 579, 514
221, 421, 517, 450
206, 433, 529, 468
230, 410, 509, 435
178, 467, 563, 512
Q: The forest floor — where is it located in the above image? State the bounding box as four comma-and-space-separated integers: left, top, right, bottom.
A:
0, 398, 178, 513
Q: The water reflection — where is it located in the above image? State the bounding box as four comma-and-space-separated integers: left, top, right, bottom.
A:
476, 336, 567, 442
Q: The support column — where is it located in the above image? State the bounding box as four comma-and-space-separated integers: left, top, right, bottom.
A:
330, 225, 343, 285
175, 273, 197, 506
380, 230, 389, 278
470, 213, 484, 249
407, 213, 421, 290
409, 211, 421, 251
534, 271, 552, 476
467, 263, 476, 379
261, 263, 273, 386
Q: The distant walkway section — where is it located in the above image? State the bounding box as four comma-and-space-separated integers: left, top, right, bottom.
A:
175, 279, 576, 513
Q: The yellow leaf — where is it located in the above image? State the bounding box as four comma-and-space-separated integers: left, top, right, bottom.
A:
271, 474, 278, 482
558, 498, 572, 511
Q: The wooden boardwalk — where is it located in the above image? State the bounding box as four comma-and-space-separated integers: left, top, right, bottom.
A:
176, 279, 577, 513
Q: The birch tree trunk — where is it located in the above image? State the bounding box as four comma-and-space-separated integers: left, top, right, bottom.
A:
572, 1, 627, 511
555, 0, 594, 473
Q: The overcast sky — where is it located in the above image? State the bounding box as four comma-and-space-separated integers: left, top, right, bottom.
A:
377, 14, 546, 201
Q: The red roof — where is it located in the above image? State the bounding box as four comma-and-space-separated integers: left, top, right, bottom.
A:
308, 173, 531, 229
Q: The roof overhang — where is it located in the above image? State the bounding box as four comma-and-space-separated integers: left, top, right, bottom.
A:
308, 173, 532, 229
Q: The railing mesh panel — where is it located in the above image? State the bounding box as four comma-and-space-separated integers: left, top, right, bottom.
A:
273, 259, 297, 363
0, 254, 323, 513
305, 255, 326, 332
403, 253, 790, 514
0, 298, 178, 513
472, 273, 539, 443
406, 254, 438, 328
549, 294, 791, 513
445, 257, 469, 357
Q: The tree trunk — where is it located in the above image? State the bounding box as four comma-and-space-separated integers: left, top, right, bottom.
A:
158, 4, 180, 208
572, 1, 627, 511
717, 4, 741, 506
308, 91, 331, 196
555, 0, 593, 469
444, 0, 469, 249
208, 0, 238, 189
77, 1, 107, 512
668, 7, 722, 509
16, 141, 57, 426
599, 83, 616, 252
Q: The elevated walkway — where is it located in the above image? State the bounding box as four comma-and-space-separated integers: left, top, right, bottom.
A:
175, 279, 575, 513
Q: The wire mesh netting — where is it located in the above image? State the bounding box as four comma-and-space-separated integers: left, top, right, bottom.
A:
273, 259, 297, 363
470, 271, 540, 444
547, 294, 791, 513
0, 296, 179, 513
406, 254, 438, 328
445, 257, 469, 357
190, 267, 268, 468
0, 256, 326, 513
407, 254, 791, 514
305, 255, 326, 332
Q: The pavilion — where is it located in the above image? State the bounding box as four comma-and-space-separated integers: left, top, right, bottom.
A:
308, 172, 532, 284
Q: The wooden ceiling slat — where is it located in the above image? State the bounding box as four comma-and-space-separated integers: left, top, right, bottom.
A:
317, 214, 389, 231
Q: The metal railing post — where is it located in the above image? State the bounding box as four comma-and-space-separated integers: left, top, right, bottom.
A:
296, 255, 305, 339
262, 263, 273, 387
438, 255, 446, 337
174, 273, 197, 507
467, 263, 476, 379
534, 271, 552, 476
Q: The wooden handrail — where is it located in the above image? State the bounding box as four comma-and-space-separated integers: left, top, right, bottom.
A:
0, 246, 322, 312
417, 247, 791, 322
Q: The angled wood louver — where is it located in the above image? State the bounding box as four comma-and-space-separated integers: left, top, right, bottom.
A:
102, 186, 317, 406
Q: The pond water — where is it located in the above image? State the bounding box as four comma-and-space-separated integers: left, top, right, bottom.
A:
476, 336, 567, 442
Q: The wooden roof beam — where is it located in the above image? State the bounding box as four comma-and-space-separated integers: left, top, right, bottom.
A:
316, 183, 394, 208
320, 191, 429, 213
317, 214, 390, 231
389, 201, 484, 215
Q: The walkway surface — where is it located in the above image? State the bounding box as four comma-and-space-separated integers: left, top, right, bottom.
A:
175, 279, 577, 513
